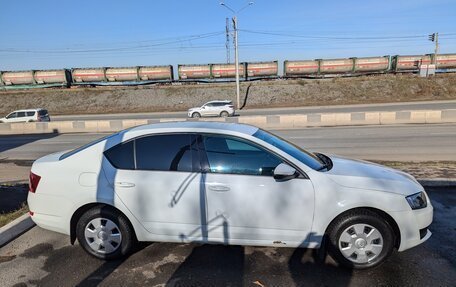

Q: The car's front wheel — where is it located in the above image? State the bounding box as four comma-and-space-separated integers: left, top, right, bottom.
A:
192, 112, 201, 118
76, 206, 136, 260
327, 209, 395, 269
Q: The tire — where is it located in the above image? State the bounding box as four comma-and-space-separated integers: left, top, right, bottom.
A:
76, 206, 136, 260
220, 111, 229, 117
326, 209, 394, 269
192, 112, 201, 118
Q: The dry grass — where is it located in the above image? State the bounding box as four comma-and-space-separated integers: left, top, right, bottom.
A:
371, 161, 456, 179
0, 73, 455, 116
0, 203, 28, 228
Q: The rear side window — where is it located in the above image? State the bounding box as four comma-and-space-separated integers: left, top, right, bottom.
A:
135, 134, 194, 172
104, 141, 135, 170
26, 111, 35, 117
38, 110, 48, 116
17, 112, 26, 118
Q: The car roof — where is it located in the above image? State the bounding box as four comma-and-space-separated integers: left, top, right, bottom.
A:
127, 121, 258, 136
205, 100, 232, 104
10, 108, 44, 113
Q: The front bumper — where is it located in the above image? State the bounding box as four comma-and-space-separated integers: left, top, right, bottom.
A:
390, 203, 433, 252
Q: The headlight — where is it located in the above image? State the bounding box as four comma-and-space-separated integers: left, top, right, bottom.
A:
406, 191, 427, 210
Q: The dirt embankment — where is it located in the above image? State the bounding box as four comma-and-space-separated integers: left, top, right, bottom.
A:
0, 73, 455, 116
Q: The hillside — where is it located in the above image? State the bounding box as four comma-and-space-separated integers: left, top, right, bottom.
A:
0, 73, 455, 116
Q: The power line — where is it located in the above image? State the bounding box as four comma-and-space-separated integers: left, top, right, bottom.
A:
239, 29, 430, 40
0, 31, 225, 54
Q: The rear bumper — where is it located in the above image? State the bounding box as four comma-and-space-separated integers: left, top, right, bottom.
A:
29, 212, 69, 235
27, 192, 72, 236
390, 204, 433, 252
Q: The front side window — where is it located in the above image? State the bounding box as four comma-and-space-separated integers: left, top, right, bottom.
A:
202, 135, 282, 176
6, 112, 17, 119
135, 134, 194, 172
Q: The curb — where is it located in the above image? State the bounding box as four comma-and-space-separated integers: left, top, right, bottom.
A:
0, 108, 455, 135
0, 213, 35, 247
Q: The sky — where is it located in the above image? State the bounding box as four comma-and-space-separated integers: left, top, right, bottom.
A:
0, 0, 455, 71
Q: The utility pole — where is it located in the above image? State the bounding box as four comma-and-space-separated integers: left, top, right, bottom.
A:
220, 1, 254, 110
225, 18, 230, 63
233, 16, 240, 109
429, 32, 439, 68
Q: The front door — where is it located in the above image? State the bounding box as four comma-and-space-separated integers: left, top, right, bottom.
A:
200, 134, 315, 246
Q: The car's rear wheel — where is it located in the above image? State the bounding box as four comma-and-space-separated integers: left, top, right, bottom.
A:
192, 112, 201, 118
327, 209, 394, 269
76, 206, 135, 260
220, 111, 229, 117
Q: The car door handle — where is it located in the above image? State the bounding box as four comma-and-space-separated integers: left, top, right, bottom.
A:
207, 184, 230, 192
115, 182, 135, 188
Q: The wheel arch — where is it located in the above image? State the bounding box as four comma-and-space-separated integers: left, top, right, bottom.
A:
70, 202, 137, 245
323, 207, 401, 249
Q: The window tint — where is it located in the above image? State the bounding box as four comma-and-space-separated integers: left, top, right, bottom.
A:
26, 111, 35, 117
6, 112, 17, 119
38, 110, 48, 116
17, 112, 26, 118
104, 141, 135, 169
203, 135, 282, 176
136, 134, 193, 172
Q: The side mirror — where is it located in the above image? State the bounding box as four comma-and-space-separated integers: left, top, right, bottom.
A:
273, 163, 298, 181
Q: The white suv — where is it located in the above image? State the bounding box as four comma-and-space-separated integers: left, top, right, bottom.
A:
188, 100, 235, 118
0, 108, 50, 123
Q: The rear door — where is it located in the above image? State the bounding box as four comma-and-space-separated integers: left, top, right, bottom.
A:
105, 133, 207, 242
199, 134, 315, 246
15, 111, 26, 123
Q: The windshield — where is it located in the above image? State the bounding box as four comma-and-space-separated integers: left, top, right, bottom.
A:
253, 129, 325, 171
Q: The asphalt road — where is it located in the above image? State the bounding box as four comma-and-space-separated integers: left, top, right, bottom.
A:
0, 187, 454, 286
1, 124, 455, 161
51, 100, 456, 121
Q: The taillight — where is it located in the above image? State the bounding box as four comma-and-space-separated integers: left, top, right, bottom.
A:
29, 172, 41, 193
228, 105, 234, 108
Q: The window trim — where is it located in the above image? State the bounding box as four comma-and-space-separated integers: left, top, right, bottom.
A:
198, 133, 308, 179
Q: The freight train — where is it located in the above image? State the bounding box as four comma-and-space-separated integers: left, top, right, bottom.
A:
1, 53, 455, 89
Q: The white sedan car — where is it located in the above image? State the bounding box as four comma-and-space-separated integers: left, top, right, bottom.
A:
28, 122, 432, 269
187, 100, 235, 118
